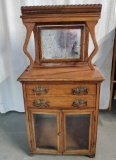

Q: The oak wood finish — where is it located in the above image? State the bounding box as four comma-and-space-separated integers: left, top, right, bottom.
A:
26, 95, 96, 108
109, 30, 116, 110
18, 66, 104, 82
86, 21, 99, 70
18, 4, 104, 157
21, 4, 102, 70
26, 83, 96, 96
23, 23, 35, 71
19, 67, 104, 157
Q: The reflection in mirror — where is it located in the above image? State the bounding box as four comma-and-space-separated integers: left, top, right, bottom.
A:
41, 29, 81, 59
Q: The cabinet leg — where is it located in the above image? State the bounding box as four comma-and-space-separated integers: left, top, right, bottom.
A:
29, 152, 34, 157
87, 153, 95, 158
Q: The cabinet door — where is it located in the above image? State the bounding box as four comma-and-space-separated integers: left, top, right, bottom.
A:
62, 110, 94, 154
28, 109, 62, 154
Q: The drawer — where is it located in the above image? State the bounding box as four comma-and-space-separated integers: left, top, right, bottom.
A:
25, 83, 96, 97
26, 95, 96, 108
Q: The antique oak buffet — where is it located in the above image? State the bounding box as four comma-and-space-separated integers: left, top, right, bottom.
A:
18, 5, 104, 157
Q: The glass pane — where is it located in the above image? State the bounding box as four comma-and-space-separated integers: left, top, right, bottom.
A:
41, 29, 81, 59
33, 114, 57, 150
66, 114, 90, 150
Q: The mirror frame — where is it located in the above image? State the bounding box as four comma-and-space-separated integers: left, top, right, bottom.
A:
37, 25, 86, 63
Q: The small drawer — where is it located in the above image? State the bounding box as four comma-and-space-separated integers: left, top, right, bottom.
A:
26, 95, 96, 108
25, 83, 96, 97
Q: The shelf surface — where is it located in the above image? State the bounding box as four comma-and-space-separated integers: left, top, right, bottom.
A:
18, 66, 104, 82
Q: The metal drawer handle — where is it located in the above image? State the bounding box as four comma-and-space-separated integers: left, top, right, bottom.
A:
33, 99, 50, 108
72, 86, 88, 94
32, 86, 49, 94
73, 99, 87, 107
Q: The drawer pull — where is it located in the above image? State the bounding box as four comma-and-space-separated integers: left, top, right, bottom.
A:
33, 86, 48, 94
33, 99, 50, 108
72, 87, 88, 94
73, 99, 87, 107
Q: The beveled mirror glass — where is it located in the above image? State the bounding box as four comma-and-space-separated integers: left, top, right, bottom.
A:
42, 29, 81, 59
38, 25, 85, 63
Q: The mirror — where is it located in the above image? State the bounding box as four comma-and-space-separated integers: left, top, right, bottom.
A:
42, 29, 81, 59
38, 25, 85, 62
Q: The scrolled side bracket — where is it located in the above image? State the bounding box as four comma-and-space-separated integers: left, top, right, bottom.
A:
23, 23, 35, 71
86, 21, 99, 70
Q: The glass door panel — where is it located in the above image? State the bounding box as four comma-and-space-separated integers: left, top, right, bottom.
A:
63, 110, 93, 153
66, 114, 90, 150
41, 29, 82, 59
33, 114, 57, 150
29, 109, 61, 153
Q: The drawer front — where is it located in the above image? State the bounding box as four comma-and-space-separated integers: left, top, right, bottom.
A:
26, 83, 96, 97
26, 95, 96, 108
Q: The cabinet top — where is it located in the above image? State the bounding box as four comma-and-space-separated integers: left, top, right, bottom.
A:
18, 66, 104, 82
21, 4, 102, 16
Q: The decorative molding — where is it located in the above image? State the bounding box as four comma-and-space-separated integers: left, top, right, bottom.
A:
86, 21, 98, 70
21, 4, 102, 16
23, 23, 35, 71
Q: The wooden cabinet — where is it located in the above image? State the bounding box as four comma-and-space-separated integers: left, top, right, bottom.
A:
18, 5, 104, 157
28, 108, 94, 155
19, 69, 103, 157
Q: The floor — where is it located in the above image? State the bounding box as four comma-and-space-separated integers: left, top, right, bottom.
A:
0, 103, 116, 160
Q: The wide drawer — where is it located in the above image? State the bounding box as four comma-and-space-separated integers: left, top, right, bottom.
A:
26, 95, 96, 108
25, 83, 96, 97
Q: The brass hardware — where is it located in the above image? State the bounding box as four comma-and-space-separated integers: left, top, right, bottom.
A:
72, 86, 88, 94
33, 99, 50, 107
57, 132, 61, 136
33, 86, 48, 94
73, 99, 87, 107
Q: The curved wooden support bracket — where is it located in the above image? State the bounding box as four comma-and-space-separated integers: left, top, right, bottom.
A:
86, 21, 99, 70
23, 23, 35, 71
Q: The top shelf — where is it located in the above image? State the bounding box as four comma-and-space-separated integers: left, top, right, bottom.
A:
18, 66, 104, 82
21, 4, 102, 21
21, 4, 102, 15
